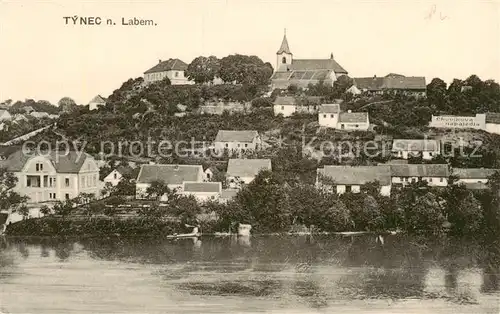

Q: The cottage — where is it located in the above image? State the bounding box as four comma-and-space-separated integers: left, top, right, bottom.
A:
214, 130, 261, 153
316, 165, 392, 196
143, 58, 194, 85
318, 104, 369, 130
226, 158, 272, 188
88, 95, 106, 111
0, 110, 12, 122
273, 96, 322, 117
349, 74, 426, 97
0, 149, 101, 203
104, 165, 137, 186
270, 31, 348, 90
182, 182, 222, 202
452, 168, 499, 189
392, 139, 440, 160
390, 164, 449, 187
135, 164, 203, 199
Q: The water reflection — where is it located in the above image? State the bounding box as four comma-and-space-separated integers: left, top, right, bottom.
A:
0, 235, 498, 313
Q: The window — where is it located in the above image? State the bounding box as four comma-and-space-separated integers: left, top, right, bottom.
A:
175, 72, 179, 77
65, 178, 70, 187
355, 124, 359, 128
323, 114, 326, 118
281, 106, 284, 110
65, 193, 70, 200
245, 144, 248, 148
237, 144, 240, 148
330, 114, 334, 118
341, 124, 345, 129
345, 185, 352, 193
36, 163, 43, 171
81, 177, 85, 187
440, 178, 444, 182
114, 173, 117, 179
225, 143, 229, 148
282, 56, 286, 64
49, 193, 56, 200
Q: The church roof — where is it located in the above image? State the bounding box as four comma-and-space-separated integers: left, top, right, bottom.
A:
277, 34, 292, 54
291, 59, 348, 74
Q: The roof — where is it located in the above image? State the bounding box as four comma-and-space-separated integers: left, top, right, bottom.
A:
382, 76, 426, 90
30, 112, 49, 118
89, 95, 106, 104
215, 130, 259, 143
392, 139, 440, 152
271, 69, 334, 82
291, 59, 348, 73
221, 189, 239, 199
338, 112, 368, 123
460, 182, 489, 190
0, 149, 92, 173
452, 168, 499, 179
183, 182, 221, 193
486, 112, 500, 124
144, 58, 188, 74
226, 159, 272, 178
274, 96, 296, 106
277, 34, 292, 54
353, 77, 385, 91
0, 145, 23, 158
0, 110, 11, 117
390, 164, 449, 177
318, 165, 391, 185
136, 164, 203, 184
319, 104, 340, 114
353, 75, 426, 91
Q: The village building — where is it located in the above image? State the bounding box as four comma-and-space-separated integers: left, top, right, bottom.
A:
143, 58, 194, 85
13, 114, 28, 124
390, 164, 449, 187
181, 182, 222, 202
103, 165, 138, 187
392, 139, 440, 160
0, 110, 12, 122
219, 189, 239, 203
318, 104, 369, 130
198, 101, 251, 115
270, 31, 348, 90
226, 158, 272, 188
0, 149, 101, 203
88, 95, 107, 111
22, 106, 35, 114
316, 165, 392, 196
30, 111, 50, 119
452, 168, 499, 190
348, 74, 426, 97
214, 130, 261, 153
135, 164, 204, 199
273, 96, 323, 117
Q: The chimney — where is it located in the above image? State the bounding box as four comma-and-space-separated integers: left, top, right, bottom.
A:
330, 53, 333, 59
158, 59, 162, 64
373, 75, 377, 79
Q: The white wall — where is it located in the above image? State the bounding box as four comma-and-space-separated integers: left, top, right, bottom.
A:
182, 191, 220, 202
214, 137, 260, 153
104, 170, 123, 186
392, 177, 448, 186
339, 122, 370, 131
486, 123, 500, 135
318, 113, 339, 128
273, 105, 296, 117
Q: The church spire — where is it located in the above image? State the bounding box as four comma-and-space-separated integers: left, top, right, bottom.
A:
276, 29, 292, 55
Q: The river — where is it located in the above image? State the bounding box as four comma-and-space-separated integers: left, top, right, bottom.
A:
0, 234, 498, 313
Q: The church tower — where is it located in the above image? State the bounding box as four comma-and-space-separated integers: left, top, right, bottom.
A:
276, 29, 293, 72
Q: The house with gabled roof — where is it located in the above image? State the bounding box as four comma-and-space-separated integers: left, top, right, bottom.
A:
0, 110, 12, 122
135, 164, 204, 199
104, 165, 139, 187
0, 149, 101, 203
214, 130, 261, 153
452, 168, 499, 189
316, 165, 392, 196
392, 139, 440, 160
273, 95, 323, 117
318, 103, 369, 130
349, 74, 426, 97
390, 164, 449, 187
182, 182, 222, 202
143, 58, 194, 85
271, 31, 348, 90
88, 95, 106, 111
226, 158, 272, 188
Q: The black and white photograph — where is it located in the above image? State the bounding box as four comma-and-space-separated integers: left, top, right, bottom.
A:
0, 0, 499, 313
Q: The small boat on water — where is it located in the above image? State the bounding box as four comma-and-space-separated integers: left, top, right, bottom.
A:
166, 225, 200, 239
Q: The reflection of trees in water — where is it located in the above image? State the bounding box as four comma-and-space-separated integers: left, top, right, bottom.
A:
480, 242, 500, 293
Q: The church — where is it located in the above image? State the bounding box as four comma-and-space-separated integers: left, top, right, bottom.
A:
270, 31, 348, 90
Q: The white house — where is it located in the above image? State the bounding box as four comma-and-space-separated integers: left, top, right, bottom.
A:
214, 130, 261, 153
143, 58, 194, 85
318, 104, 369, 130
392, 139, 440, 160
0, 110, 12, 122
104, 169, 122, 187
452, 168, 499, 189
226, 158, 272, 188
88, 95, 106, 111
181, 181, 222, 202
135, 164, 204, 199
485, 113, 500, 135
316, 165, 392, 196
390, 164, 449, 187
273, 96, 322, 117
0, 149, 101, 203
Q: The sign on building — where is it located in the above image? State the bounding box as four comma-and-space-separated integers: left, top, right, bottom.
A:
429, 114, 486, 129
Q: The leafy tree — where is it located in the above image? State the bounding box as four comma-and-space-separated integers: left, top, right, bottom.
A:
0, 168, 28, 214
17, 204, 29, 220
58, 97, 78, 113
145, 180, 172, 201
443, 184, 483, 236
219, 54, 273, 85
427, 77, 447, 110
186, 56, 220, 84
168, 195, 201, 224
52, 200, 74, 218
39, 205, 52, 216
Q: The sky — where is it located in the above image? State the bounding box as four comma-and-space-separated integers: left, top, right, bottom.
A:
0, 0, 499, 105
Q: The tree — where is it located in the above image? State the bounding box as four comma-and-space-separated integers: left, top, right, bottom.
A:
40, 205, 52, 216
443, 184, 483, 236
53, 200, 74, 218
0, 168, 28, 214
145, 180, 172, 201
427, 78, 447, 111
186, 56, 221, 84
219, 54, 273, 85
58, 97, 78, 113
